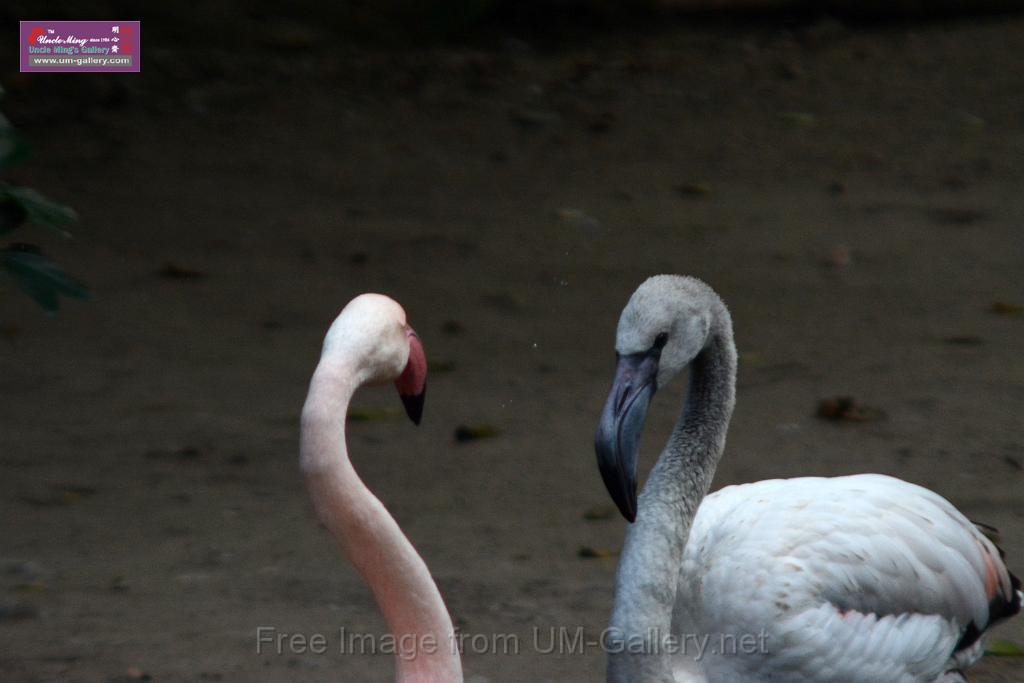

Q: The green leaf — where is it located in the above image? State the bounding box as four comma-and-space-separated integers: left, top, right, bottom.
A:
986, 639, 1024, 657
0, 247, 90, 312
0, 186, 77, 236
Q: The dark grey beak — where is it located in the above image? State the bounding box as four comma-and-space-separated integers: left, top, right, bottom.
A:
594, 351, 660, 522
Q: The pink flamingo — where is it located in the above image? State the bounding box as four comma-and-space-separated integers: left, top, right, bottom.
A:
300, 293, 463, 682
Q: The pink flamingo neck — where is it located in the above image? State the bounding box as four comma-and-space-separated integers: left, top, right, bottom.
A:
301, 358, 463, 683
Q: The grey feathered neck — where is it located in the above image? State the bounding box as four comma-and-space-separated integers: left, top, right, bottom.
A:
607, 277, 737, 683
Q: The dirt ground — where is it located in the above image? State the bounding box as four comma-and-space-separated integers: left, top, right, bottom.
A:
1, 9, 1023, 683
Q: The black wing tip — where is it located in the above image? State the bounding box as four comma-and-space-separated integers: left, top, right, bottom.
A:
1006, 569, 1022, 617
988, 558, 1021, 623
956, 569, 1022, 657
971, 520, 1022, 620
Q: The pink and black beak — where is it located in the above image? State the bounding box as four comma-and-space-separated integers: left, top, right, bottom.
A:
394, 326, 427, 425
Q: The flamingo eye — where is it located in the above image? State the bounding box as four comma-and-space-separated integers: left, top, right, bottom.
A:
654, 332, 669, 349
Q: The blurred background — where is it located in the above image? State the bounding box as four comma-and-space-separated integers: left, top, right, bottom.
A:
1, 2, 1023, 681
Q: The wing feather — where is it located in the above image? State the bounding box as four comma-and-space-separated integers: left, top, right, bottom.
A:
679, 474, 1019, 681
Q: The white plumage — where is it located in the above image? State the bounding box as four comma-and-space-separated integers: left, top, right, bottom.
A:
594, 276, 1021, 683
679, 475, 1015, 682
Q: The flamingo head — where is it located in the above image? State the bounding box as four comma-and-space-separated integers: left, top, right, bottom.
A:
594, 276, 713, 521
323, 293, 427, 424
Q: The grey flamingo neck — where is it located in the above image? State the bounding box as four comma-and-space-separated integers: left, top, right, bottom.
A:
607, 302, 737, 683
